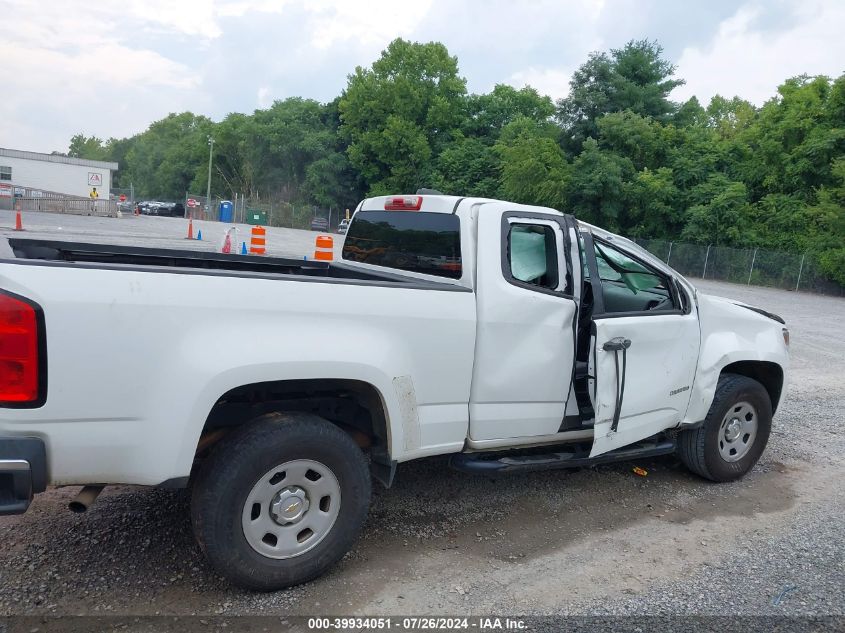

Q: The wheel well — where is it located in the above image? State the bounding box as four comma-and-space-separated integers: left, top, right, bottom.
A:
197, 379, 391, 464
721, 361, 784, 413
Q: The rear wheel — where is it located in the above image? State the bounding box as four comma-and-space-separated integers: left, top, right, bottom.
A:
677, 373, 772, 482
191, 412, 371, 590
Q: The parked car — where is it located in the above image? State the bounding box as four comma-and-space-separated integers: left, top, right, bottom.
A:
138, 201, 185, 217
165, 202, 185, 218
310, 216, 329, 231
337, 218, 351, 234
0, 193, 789, 591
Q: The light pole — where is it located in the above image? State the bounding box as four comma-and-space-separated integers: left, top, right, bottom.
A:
206, 136, 214, 218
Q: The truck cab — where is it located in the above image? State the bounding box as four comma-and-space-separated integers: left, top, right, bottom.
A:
341, 194, 787, 462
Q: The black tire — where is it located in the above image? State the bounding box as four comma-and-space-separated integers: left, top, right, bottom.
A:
677, 373, 772, 482
191, 412, 371, 591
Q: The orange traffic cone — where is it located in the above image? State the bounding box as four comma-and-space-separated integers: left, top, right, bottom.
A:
221, 228, 233, 254
185, 218, 194, 239
14, 206, 23, 231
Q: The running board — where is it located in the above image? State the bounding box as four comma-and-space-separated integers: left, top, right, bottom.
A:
449, 438, 676, 475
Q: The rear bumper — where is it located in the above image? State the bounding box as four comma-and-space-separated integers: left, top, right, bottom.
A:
0, 437, 47, 515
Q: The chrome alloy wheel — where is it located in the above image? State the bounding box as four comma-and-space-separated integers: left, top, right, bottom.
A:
241, 459, 341, 559
718, 401, 758, 462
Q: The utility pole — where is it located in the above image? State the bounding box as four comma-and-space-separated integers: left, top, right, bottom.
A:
206, 136, 214, 219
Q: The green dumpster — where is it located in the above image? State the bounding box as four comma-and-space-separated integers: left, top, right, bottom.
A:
246, 209, 267, 225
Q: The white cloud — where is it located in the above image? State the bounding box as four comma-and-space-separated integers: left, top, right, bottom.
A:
257, 86, 273, 108
304, 0, 433, 50
217, 0, 287, 18
506, 67, 573, 102
0, 1, 201, 151
673, 0, 845, 106
124, 0, 223, 38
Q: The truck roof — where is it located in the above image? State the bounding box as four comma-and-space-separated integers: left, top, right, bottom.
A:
360, 194, 473, 214
360, 194, 563, 215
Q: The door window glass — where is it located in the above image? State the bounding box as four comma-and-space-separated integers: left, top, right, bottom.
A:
592, 240, 675, 313
508, 224, 559, 290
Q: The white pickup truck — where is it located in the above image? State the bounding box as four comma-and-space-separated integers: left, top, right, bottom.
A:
0, 194, 789, 590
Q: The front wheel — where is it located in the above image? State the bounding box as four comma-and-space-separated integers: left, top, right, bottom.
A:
677, 373, 772, 482
191, 413, 371, 590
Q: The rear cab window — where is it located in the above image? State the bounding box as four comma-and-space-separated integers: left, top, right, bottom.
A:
341, 211, 462, 279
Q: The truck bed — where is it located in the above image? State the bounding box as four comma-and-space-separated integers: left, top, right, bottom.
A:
2, 238, 457, 290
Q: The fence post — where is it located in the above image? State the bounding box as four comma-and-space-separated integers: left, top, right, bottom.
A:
666, 241, 673, 265
795, 254, 805, 292
702, 244, 711, 279
747, 248, 758, 285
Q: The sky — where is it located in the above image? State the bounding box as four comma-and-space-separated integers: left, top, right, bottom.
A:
1, 0, 843, 153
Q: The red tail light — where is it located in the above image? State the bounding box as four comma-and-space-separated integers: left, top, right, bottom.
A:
0, 291, 44, 406
384, 196, 423, 211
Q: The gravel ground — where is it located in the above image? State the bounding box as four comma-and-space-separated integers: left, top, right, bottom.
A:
0, 213, 843, 622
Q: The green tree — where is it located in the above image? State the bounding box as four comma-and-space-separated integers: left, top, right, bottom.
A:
681, 176, 752, 246
495, 117, 569, 209
596, 111, 668, 171
673, 96, 707, 127
745, 75, 844, 199
68, 134, 107, 160
705, 95, 756, 138
807, 157, 845, 283
624, 167, 681, 238
339, 39, 467, 194
464, 84, 555, 141
557, 39, 684, 150
567, 138, 633, 230
430, 134, 500, 197
121, 112, 214, 199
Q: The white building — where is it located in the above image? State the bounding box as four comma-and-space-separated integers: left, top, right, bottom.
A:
0, 147, 117, 200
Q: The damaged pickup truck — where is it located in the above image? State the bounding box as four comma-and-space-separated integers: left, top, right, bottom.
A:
0, 194, 789, 590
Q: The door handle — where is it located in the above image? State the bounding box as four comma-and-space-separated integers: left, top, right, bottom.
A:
602, 337, 630, 432
602, 337, 631, 352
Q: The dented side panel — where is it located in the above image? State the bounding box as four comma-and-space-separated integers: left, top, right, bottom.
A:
680, 293, 789, 426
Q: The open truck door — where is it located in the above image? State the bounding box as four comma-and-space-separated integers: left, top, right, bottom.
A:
581, 231, 700, 457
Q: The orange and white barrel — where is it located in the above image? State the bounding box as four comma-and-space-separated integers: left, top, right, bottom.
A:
314, 235, 334, 261
249, 226, 266, 255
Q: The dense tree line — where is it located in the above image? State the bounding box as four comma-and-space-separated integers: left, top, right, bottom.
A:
68, 39, 844, 284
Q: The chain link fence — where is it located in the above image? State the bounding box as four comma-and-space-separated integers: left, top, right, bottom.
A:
634, 239, 843, 297
184, 194, 347, 231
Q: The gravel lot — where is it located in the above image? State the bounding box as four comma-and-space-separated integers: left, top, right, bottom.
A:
0, 209, 344, 259
0, 212, 843, 621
